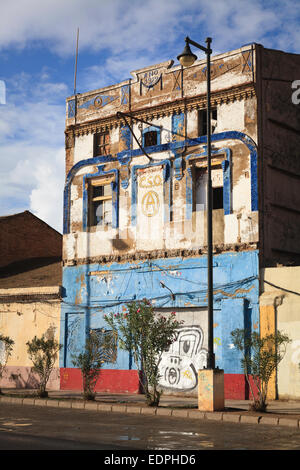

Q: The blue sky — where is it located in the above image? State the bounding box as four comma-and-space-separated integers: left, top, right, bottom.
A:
0, 0, 299, 233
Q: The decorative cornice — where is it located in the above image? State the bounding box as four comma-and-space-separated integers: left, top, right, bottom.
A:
66, 83, 256, 137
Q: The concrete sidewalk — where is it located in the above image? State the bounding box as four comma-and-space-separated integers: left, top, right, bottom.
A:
1, 389, 300, 429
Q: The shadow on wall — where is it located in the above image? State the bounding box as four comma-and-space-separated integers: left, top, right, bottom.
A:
6, 366, 59, 390
263, 280, 300, 297
9, 370, 39, 389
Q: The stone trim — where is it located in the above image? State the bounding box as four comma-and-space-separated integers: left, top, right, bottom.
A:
63, 243, 258, 267
0, 285, 62, 302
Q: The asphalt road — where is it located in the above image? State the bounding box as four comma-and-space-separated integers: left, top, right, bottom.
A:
0, 402, 300, 452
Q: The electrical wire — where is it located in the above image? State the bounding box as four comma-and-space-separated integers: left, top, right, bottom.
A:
60, 274, 258, 310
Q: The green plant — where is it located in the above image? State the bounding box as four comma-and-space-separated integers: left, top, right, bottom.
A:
105, 299, 182, 407
72, 330, 109, 400
0, 334, 14, 394
231, 328, 291, 412
26, 330, 62, 398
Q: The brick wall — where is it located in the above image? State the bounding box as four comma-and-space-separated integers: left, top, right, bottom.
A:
0, 211, 62, 268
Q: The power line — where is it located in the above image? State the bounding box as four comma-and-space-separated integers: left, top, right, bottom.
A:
60, 275, 258, 310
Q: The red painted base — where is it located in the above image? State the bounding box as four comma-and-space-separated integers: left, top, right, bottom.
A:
60, 369, 258, 399
60, 368, 141, 394
224, 373, 259, 400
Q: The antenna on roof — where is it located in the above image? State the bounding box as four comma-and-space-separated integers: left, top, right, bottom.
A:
73, 27, 79, 95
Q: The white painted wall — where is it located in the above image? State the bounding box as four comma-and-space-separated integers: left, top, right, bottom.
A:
217, 101, 245, 133
74, 134, 93, 164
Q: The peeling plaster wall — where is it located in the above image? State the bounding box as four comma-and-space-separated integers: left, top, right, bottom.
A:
61, 44, 263, 397
60, 250, 259, 398
66, 46, 256, 129
61, 43, 300, 397
0, 290, 61, 390
74, 134, 93, 165
64, 134, 257, 262
64, 44, 259, 262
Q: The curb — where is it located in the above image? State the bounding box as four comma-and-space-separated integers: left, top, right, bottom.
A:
0, 395, 299, 429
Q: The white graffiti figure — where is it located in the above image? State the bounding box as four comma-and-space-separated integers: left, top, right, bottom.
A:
158, 326, 208, 392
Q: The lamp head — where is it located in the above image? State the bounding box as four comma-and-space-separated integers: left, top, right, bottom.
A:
177, 40, 197, 67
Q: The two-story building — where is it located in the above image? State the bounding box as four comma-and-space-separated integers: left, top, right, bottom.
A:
59, 43, 300, 399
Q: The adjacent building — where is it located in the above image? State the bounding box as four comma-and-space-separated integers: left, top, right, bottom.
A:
60, 43, 300, 399
0, 211, 62, 390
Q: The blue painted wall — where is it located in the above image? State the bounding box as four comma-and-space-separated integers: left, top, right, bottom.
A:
60, 250, 259, 376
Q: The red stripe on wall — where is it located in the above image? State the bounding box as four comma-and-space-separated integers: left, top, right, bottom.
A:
60, 369, 258, 399
60, 368, 141, 394
224, 374, 259, 400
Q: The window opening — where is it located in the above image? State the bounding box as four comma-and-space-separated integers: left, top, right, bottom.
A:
213, 186, 223, 209
89, 177, 113, 227
194, 167, 223, 211
94, 131, 110, 157
198, 108, 217, 136
144, 130, 158, 147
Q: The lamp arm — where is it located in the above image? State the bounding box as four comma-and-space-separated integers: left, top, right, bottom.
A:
185, 36, 212, 54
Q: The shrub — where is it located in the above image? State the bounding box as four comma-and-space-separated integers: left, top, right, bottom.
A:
72, 330, 109, 400
26, 330, 62, 398
0, 334, 14, 394
231, 328, 291, 412
105, 299, 182, 407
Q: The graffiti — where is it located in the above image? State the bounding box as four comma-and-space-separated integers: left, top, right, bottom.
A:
141, 191, 160, 218
158, 325, 207, 392
139, 173, 162, 188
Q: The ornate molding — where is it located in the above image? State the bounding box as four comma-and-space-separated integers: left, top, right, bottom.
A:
66, 84, 256, 138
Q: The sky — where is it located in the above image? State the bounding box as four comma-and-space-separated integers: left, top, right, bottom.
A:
0, 0, 299, 233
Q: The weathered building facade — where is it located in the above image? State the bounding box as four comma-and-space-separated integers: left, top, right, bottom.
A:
60, 43, 300, 399
0, 212, 62, 390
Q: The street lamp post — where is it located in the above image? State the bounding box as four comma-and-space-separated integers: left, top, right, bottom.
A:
177, 36, 215, 370
177, 36, 224, 412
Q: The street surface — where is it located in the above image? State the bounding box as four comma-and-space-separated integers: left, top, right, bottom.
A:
0, 403, 300, 451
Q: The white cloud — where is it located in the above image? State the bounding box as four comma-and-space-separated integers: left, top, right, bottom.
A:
0, 140, 65, 232
0, 0, 185, 55
0, 70, 66, 232
0, 0, 298, 59
0, 0, 299, 233
29, 148, 65, 233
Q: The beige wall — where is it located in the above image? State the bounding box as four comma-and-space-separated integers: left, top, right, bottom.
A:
260, 267, 300, 400
0, 287, 61, 390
